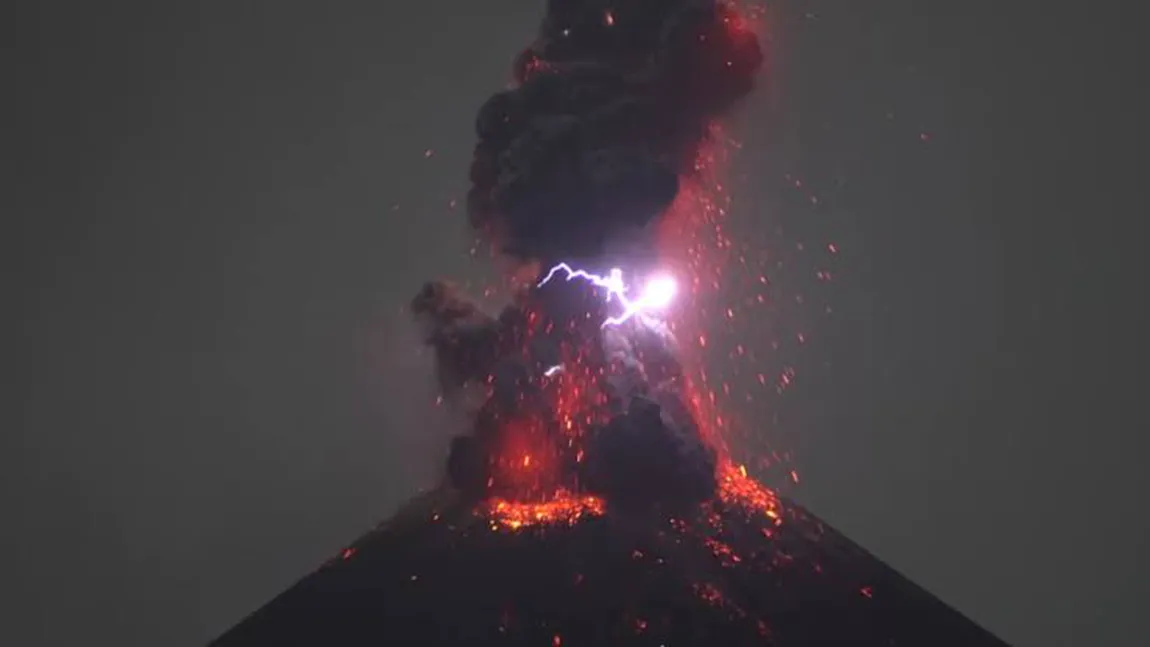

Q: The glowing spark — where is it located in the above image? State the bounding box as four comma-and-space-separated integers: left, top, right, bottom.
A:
538, 263, 678, 327
543, 364, 564, 377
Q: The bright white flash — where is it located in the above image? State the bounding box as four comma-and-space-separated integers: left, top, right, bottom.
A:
640, 276, 677, 309
538, 263, 678, 328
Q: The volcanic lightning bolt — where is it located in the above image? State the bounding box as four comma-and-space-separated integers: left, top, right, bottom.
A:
538, 262, 678, 328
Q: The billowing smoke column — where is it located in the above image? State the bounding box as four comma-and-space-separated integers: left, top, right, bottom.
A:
468, 0, 761, 263
414, 0, 761, 513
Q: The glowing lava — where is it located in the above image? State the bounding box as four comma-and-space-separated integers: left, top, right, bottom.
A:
717, 461, 782, 522
484, 492, 605, 531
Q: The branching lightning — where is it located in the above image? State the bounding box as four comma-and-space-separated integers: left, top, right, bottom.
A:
538, 263, 678, 328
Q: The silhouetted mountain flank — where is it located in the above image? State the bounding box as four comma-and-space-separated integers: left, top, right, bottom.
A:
213, 485, 1006, 646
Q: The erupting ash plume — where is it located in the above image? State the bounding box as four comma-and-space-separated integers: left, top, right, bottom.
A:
414, 0, 763, 516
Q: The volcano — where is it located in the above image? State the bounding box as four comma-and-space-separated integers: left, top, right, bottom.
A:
214, 2, 1008, 644
211, 278, 1007, 646
211, 474, 1007, 646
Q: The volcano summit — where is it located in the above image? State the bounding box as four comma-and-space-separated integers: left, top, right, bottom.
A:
212, 469, 1006, 646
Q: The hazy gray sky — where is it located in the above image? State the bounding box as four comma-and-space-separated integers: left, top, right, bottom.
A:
8, 2, 1145, 646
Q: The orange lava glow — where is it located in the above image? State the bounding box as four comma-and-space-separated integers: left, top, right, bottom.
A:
717, 461, 782, 522
484, 491, 606, 531
487, 415, 563, 497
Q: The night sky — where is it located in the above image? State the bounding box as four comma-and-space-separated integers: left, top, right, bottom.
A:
8, 2, 1145, 646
